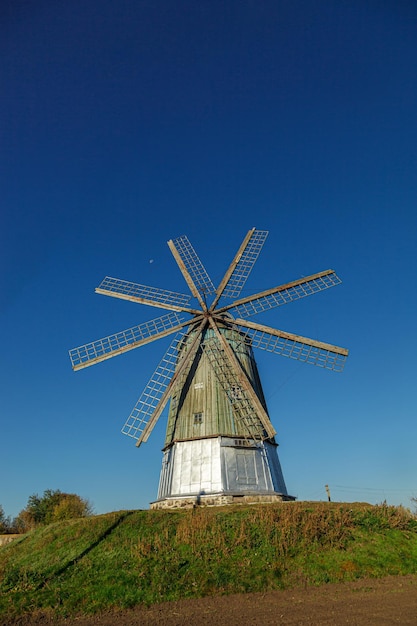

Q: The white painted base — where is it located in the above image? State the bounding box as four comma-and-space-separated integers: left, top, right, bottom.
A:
154, 436, 293, 507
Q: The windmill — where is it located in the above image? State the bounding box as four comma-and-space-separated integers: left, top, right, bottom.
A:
69, 229, 348, 508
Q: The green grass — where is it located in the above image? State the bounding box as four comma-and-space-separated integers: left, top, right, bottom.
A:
0, 502, 416, 620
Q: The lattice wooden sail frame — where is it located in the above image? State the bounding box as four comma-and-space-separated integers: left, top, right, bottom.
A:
69, 227, 348, 445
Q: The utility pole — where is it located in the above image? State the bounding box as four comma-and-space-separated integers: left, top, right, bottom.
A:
325, 484, 331, 502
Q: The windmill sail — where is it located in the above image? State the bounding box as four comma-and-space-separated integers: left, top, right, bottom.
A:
123, 319, 206, 446
168, 235, 215, 307
203, 336, 269, 441
69, 312, 190, 370
210, 229, 268, 309
121, 331, 187, 442
218, 270, 342, 318
236, 319, 348, 372
96, 276, 198, 313
221, 229, 268, 299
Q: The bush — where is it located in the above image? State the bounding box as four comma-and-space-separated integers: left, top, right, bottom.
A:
15, 490, 93, 532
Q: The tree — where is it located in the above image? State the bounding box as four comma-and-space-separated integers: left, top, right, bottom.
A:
13, 509, 35, 533
0, 505, 16, 534
0, 504, 7, 533
50, 494, 93, 521
15, 489, 93, 531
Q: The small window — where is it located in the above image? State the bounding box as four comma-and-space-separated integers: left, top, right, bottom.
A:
193, 412, 203, 424
194, 382, 204, 390
234, 438, 252, 447
230, 385, 243, 401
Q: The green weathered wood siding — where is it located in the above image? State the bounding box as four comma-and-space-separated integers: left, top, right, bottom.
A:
164, 327, 272, 447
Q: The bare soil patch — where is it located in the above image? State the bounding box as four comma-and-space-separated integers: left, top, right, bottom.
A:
4, 575, 417, 625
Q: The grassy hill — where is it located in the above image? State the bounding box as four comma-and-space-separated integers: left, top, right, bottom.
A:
1, 502, 416, 621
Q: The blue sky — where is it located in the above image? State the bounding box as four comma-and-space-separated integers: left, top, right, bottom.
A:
1, 1, 416, 519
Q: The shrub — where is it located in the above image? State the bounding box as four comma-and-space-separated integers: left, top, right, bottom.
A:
15, 490, 93, 531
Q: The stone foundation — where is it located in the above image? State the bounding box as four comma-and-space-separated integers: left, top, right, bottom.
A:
150, 492, 295, 510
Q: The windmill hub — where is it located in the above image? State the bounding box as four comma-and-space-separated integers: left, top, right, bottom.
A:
70, 228, 348, 509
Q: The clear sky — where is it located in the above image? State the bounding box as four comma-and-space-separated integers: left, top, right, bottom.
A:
1, 1, 416, 519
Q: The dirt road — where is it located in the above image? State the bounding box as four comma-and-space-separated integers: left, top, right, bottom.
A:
5, 575, 417, 625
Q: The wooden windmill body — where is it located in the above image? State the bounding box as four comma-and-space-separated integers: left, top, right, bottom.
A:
70, 229, 348, 508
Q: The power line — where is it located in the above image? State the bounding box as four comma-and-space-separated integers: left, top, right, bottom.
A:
333, 485, 415, 493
